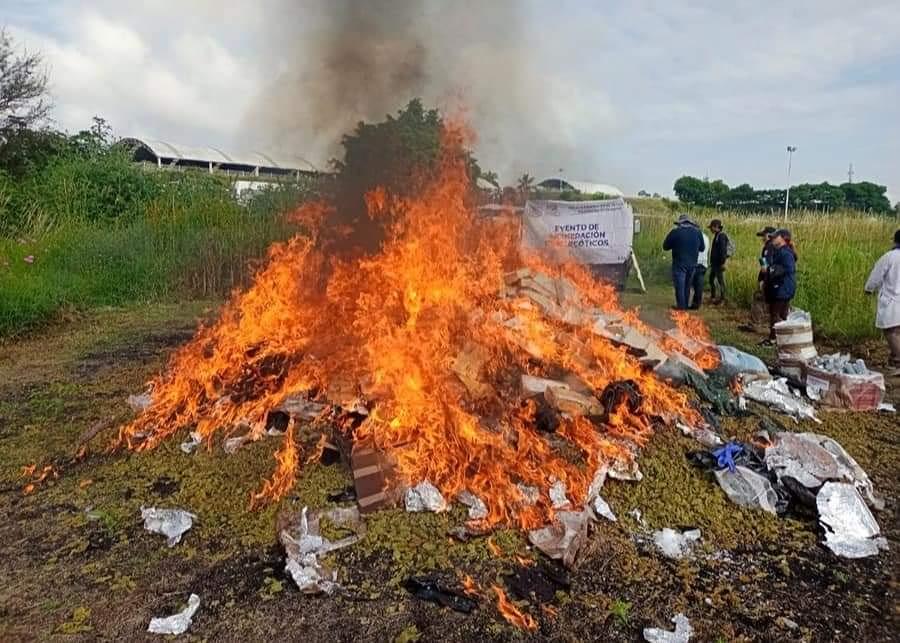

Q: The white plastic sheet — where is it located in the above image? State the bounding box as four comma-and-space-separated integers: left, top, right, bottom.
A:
280, 506, 364, 594
817, 482, 888, 559
643, 613, 693, 642
141, 507, 195, 547
457, 490, 488, 520
148, 594, 200, 635
741, 377, 819, 422
404, 481, 448, 512
653, 528, 701, 559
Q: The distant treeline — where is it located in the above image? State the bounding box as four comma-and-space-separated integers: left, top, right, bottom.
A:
673, 175, 893, 214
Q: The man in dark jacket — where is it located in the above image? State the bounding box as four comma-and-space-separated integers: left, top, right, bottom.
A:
756, 226, 777, 290
707, 219, 729, 304
762, 228, 797, 344
663, 214, 705, 310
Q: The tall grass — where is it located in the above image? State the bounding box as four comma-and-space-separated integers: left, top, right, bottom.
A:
630, 199, 898, 339
0, 174, 308, 337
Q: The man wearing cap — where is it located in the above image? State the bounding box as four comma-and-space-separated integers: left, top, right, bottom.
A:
761, 228, 797, 345
663, 214, 705, 310
865, 229, 900, 375
708, 219, 730, 304
756, 226, 777, 289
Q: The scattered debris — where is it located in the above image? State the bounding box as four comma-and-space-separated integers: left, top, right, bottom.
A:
179, 431, 202, 454
810, 353, 871, 375
548, 479, 570, 508
458, 490, 488, 520
714, 466, 779, 515
528, 510, 590, 568
405, 480, 448, 512
590, 495, 617, 521
741, 377, 818, 422
629, 508, 647, 527
716, 345, 768, 377
506, 559, 570, 604
403, 576, 477, 613
652, 528, 701, 559
127, 390, 152, 413
805, 361, 885, 411
517, 483, 540, 506
223, 434, 251, 454
643, 612, 693, 642
148, 593, 200, 636
141, 507, 195, 547
279, 505, 364, 594
765, 432, 883, 510
351, 438, 401, 514
817, 482, 888, 559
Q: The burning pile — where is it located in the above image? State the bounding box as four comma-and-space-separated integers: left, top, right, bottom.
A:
118, 127, 712, 532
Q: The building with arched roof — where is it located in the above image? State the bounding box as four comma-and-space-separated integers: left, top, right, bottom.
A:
536, 177, 624, 198
120, 137, 320, 179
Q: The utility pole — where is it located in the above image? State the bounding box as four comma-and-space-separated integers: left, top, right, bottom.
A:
783, 146, 797, 221
848, 163, 854, 183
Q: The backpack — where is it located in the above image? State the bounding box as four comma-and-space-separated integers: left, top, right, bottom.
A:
725, 234, 736, 258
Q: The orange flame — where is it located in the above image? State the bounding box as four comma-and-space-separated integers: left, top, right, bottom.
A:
486, 536, 503, 557
117, 122, 708, 525
250, 420, 297, 508
668, 310, 720, 370
460, 573, 481, 597
492, 585, 538, 631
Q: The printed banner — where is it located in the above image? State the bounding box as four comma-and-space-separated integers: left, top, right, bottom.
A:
522, 198, 634, 264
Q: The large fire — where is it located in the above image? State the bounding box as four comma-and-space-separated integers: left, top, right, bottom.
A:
117, 125, 707, 529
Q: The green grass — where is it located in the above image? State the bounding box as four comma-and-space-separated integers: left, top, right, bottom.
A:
630, 198, 898, 339
0, 195, 300, 337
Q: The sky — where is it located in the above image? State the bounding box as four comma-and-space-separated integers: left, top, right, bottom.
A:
6, 0, 900, 201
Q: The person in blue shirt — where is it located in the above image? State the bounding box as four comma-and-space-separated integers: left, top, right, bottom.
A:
761, 228, 797, 345
663, 214, 705, 310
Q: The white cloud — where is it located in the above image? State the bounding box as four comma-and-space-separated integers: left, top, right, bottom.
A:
4, 0, 899, 198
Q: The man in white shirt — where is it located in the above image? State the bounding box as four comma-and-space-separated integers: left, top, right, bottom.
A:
689, 229, 711, 310
865, 229, 900, 374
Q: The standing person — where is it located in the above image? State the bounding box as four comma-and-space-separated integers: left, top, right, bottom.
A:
864, 229, 900, 375
760, 229, 797, 345
708, 219, 730, 304
756, 226, 777, 290
690, 227, 711, 309
663, 214, 705, 310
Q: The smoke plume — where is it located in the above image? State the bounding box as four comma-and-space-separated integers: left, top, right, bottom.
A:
244, 1, 619, 183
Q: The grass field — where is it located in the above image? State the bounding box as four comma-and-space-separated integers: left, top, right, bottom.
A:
630, 198, 898, 339
0, 182, 305, 337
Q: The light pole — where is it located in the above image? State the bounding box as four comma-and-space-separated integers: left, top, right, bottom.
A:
783, 145, 797, 221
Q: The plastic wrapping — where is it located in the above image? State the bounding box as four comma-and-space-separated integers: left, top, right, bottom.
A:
528, 510, 590, 568
652, 528, 701, 559
717, 346, 768, 377
741, 377, 818, 422
457, 490, 488, 520
141, 507, 196, 547
179, 431, 202, 454
405, 480, 448, 512
549, 479, 570, 508
148, 593, 200, 635
714, 466, 779, 515
591, 496, 617, 521
765, 432, 884, 510
817, 482, 888, 558
643, 613, 693, 642
280, 506, 364, 594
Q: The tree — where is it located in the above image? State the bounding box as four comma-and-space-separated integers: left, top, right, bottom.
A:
479, 170, 499, 189
840, 181, 891, 213
517, 173, 535, 198
637, 189, 650, 197
0, 29, 50, 134
329, 99, 481, 252
673, 176, 710, 205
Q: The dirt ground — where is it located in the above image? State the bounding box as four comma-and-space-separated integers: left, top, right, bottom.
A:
1, 295, 897, 642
